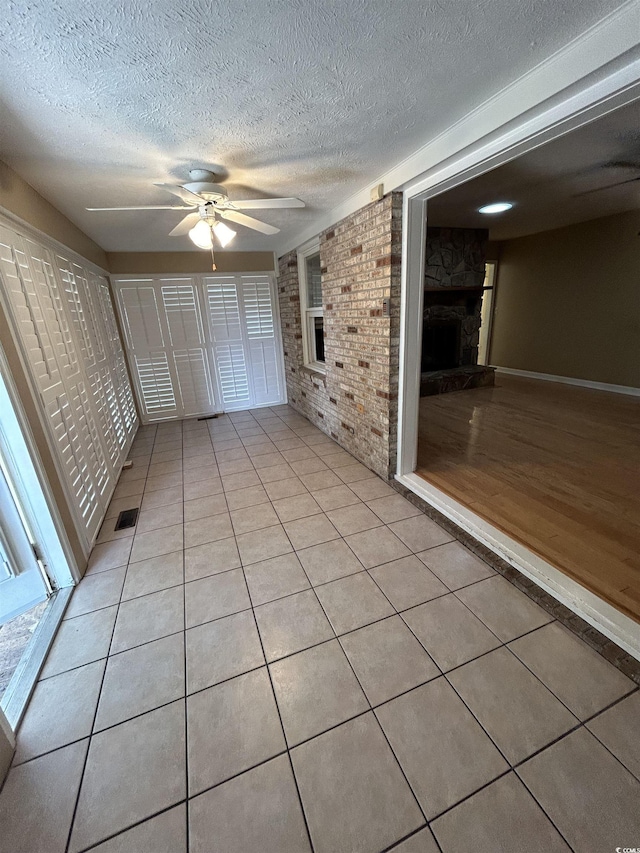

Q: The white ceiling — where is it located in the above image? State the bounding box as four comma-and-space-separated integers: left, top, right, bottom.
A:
0, 0, 627, 253
426, 98, 640, 239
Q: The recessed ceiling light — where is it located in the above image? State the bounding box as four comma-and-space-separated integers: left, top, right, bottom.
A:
478, 202, 513, 214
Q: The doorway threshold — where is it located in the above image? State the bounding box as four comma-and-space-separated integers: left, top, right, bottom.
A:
396, 472, 640, 665
0, 587, 72, 730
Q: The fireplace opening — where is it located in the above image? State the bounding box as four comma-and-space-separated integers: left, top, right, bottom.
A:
422, 319, 461, 372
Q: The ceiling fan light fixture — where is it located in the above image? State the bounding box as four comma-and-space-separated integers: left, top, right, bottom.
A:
212, 220, 236, 247
188, 219, 213, 249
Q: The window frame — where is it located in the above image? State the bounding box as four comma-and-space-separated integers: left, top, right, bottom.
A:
297, 239, 326, 373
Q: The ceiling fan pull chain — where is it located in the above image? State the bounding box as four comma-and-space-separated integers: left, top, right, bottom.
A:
210, 245, 217, 272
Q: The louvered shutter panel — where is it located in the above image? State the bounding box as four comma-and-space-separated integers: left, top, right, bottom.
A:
92, 274, 137, 449
0, 221, 138, 547
0, 228, 63, 393
160, 282, 215, 416
117, 284, 178, 419
204, 277, 251, 409
23, 238, 79, 380
56, 256, 97, 369
240, 275, 281, 405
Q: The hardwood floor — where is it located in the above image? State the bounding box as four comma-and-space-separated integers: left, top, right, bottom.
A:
416, 375, 640, 622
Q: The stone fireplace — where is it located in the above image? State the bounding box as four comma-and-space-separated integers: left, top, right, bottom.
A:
421, 226, 496, 395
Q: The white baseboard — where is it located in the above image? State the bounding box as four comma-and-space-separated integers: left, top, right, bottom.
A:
396, 472, 640, 662
494, 366, 640, 398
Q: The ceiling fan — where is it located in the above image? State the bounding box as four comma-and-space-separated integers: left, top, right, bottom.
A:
572, 160, 640, 197
87, 169, 305, 256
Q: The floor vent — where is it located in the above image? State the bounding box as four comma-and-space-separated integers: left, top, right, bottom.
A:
114, 508, 139, 531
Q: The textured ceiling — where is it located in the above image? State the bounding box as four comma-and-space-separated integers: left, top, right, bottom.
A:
0, 0, 627, 253
427, 98, 640, 239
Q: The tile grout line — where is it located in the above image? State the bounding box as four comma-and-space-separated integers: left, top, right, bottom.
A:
63, 422, 160, 853
280, 517, 434, 836
180, 419, 190, 853
235, 517, 317, 853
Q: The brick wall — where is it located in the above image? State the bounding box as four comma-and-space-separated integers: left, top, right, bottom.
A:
277, 192, 402, 478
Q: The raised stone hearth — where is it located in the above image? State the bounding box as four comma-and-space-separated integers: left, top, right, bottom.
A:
420, 364, 496, 396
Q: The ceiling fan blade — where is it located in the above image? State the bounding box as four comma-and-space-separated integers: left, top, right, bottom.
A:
154, 183, 203, 206
86, 205, 194, 211
220, 210, 280, 235
573, 176, 640, 197
168, 212, 201, 237
230, 197, 305, 210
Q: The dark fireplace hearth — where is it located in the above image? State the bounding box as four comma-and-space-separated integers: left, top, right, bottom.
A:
422, 320, 461, 371
421, 288, 482, 374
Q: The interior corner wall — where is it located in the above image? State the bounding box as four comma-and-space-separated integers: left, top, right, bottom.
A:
0, 160, 108, 270
278, 193, 402, 479
490, 210, 640, 388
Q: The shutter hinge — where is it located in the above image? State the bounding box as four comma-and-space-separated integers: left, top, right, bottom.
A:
32, 543, 44, 563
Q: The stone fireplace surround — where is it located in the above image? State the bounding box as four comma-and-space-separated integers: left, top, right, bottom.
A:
421, 226, 495, 396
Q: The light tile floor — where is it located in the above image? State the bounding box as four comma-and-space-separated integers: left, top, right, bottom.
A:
2, 405, 640, 853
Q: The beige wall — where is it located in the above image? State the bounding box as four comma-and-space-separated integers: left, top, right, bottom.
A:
0, 160, 108, 269
490, 210, 640, 388
107, 251, 275, 274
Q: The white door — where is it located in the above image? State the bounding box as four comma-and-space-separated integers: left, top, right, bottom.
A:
0, 465, 48, 625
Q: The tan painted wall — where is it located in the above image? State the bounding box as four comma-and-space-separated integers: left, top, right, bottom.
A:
0, 160, 107, 269
490, 210, 640, 387
107, 251, 275, 274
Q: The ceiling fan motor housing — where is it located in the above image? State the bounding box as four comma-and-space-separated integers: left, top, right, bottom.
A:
183, 182, 229, 204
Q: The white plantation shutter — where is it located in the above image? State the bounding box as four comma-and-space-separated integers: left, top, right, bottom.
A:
0, 220, 138, 547
205, 277, 251, 408
114, 272, 285, 420
214, 342, 251, 407
161, 282, 203, 346
160, 283, 214, 417
117, 285, 165, 350
24, 238, 79, 379
117, 283, 177, 419
173, 348, 214, 413
56, 256, 97, 369
240, 275, 281, 405
94, 277, 137, 446
49, 388, 100, 532
134, 352, 177, 416
0, 230, 63, 392
116, 278, 217, 419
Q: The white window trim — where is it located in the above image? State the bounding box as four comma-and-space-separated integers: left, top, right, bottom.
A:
297, 238, 325, 373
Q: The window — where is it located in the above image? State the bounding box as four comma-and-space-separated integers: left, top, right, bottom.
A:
298, 241, 325, 371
